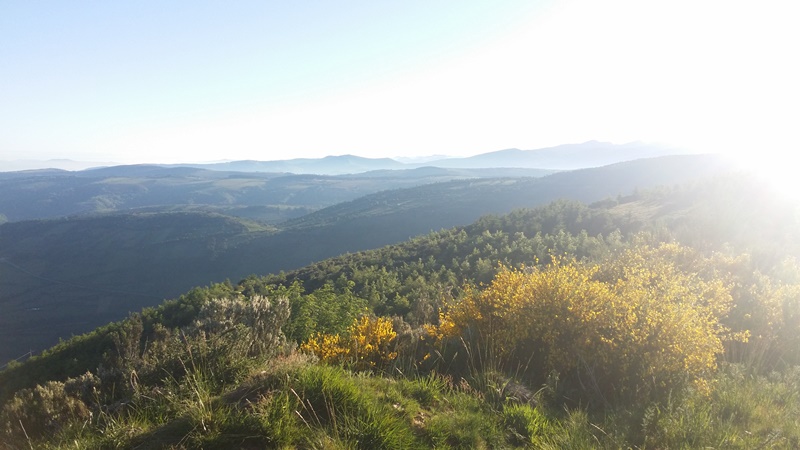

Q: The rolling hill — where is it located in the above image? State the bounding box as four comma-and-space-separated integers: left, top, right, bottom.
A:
0, 155, 736, 364
0, 165, 553, 223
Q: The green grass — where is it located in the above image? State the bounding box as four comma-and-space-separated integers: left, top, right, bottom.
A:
5, 349, 800, 449
638, 365, 800, 449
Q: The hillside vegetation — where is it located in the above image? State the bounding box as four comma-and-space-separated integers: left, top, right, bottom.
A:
1, 172, 799, 449
0, 155, 732, 365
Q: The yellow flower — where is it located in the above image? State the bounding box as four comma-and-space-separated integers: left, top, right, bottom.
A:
300, 316, 398, 370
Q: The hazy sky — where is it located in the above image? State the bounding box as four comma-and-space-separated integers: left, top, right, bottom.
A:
1, 0, 797, 164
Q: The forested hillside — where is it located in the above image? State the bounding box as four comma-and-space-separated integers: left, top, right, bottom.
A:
0, 155, 733, 365
1, 171, 798, 449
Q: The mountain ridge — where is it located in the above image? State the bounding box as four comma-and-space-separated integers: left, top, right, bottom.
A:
0, 166, 552, 223
2, 141, 685, 175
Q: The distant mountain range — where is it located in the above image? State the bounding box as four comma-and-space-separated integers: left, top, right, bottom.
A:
178, 155, 406, 174
2, 141, 686, 175
176, 141, 683, 174
421, 141, 680, 170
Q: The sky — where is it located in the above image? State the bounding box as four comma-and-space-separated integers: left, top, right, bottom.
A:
1, 0, 798, 166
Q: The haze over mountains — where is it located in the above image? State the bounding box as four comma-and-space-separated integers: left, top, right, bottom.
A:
168, 140, 681, 173
0, 141, 685, 224
1, 140, 681, 175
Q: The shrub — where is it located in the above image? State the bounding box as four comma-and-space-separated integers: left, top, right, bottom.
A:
719, 256, 800, 369
301, 316, 398, 371
434, 243, 738, 406
194, 295, 291, 358
1, 379, 93, 444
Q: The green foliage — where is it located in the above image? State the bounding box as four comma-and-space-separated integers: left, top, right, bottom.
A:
285, 280, 368, 343
0, 376, 95, 445
279, 364, 421, 449
260, 200, 630, 329
398, 372, 450, 406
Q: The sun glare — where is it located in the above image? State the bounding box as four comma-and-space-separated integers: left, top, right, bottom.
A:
727, 151, 800, 203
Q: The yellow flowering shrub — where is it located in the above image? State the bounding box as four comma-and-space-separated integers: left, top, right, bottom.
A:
434, 243, 739, 404
708, 253, 800, 368
301, 316, 398, 371
300, 332, 349, 363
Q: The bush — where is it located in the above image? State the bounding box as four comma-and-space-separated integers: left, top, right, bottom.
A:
301, 316, 398, 371
194, 294, 291, 358
434, 243, 738, 406
122, 294, 291, 395
1, 378, 93, 444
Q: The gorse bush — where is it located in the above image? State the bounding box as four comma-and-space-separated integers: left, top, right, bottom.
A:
301, 316, 399, 371
717, 255, 800, 369
434, 243, 740, 406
